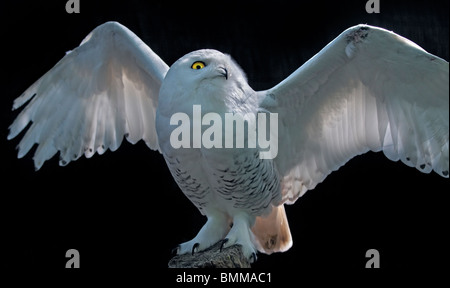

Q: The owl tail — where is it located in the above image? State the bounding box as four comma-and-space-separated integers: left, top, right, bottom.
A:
251, 204, 293, 254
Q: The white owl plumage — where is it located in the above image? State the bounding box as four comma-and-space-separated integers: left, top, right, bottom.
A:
8, 22, 449, 261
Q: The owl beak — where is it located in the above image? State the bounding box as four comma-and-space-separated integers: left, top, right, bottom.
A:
217, 66, 228, 80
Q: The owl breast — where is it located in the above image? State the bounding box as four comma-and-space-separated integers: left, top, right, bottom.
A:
162, 143, 282, 217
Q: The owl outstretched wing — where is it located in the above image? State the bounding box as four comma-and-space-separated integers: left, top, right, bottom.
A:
259, 25, 449, 204
8, 21, 169, 170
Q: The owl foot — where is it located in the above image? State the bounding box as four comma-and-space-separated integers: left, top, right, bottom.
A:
220, 213, 257, 262
220, 238, 257, 263
176, 212, 230, 255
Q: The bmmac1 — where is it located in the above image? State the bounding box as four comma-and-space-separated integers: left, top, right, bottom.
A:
220, 272, 271, 283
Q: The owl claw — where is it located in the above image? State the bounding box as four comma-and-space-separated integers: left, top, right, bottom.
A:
220, 238, 229, 252
192, 243, 200, 255
250, 252, 257, 264
171, 245, 180, 256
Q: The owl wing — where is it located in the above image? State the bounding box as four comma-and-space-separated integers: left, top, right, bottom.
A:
259, 25, 449, 204
8, 22, 169, 170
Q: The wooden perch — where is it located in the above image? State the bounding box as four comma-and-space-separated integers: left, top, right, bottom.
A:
168, 241, 251, 268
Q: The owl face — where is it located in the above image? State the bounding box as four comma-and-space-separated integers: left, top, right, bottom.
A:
159, 49, 252, 113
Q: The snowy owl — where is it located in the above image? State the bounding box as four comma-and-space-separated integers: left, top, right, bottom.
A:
8, 22, 448, 262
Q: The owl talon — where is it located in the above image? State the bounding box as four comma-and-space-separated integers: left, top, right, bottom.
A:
192, 243, 200, 255
220, 238, 229, 252
250, 252, 258, 263
171, 245, 180, 256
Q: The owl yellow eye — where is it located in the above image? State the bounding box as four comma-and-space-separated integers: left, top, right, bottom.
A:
191, 61, 206, 70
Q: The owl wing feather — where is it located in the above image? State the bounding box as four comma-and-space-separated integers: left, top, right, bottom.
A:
259, 25, 449, 204
8, 21, 169, 170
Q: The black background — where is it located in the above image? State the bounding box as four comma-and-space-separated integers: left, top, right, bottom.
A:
1, 0, 448, 281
